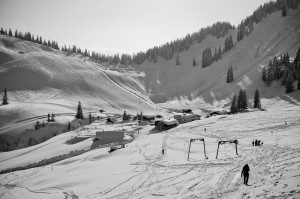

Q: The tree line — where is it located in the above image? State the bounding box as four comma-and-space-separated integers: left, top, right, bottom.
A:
0, 22, 234, 66
237, 0, 299, 42
262, 47, 300, 93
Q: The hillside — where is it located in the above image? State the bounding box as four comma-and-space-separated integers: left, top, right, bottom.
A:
0, 35, 163, 151
139, 9, 300, 107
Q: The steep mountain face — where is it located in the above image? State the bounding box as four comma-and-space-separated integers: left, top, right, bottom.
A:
138, 9, 300, 104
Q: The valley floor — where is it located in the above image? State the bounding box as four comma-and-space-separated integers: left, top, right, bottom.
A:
0, 99, 300, 199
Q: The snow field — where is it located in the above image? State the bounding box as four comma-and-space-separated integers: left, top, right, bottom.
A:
1, 98, 299, 198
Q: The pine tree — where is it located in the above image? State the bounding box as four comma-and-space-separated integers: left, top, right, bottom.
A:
67, 122, 71, 131
253, 89, 261, 109
266, 66, 273, 86
8, 29, 12, 36
217, 46, 222, 59
282, 0, 288, 16
237, 89, 243, 111
176, 54, 180, 65
14, 30, 18, 38
262, 66, 267, 82
202, 47, 213, 67
227, 66, 234, 83
193, 58, 197, 66
75, 101, 84, 120
230, 94, 239, 114
123, 110, 129, 121
47, 113, 50, 122
285, 80, 294, 93
285, 70, 294, 93
242, 90, 248, 110
89, 112, 92, 124
2, 88, 8, 105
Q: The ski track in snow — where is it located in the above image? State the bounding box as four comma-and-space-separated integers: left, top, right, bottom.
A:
85, 62, 164, 112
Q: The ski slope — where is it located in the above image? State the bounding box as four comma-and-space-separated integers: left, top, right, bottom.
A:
0, 34, 163, 151
0, 99, 300, 199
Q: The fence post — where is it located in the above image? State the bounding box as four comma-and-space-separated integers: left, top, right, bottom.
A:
203, 139, 207, 158
216, 142, 220, 159
187, 140, 192, 161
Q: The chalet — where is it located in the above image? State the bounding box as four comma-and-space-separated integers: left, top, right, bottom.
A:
173, 113, 200, 124
142, 115, 156, 121
155, 118, 179, 131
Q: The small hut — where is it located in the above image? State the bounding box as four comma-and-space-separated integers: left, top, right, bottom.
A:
142, 115, 156, 121
155, 118, 179, 131
173, 113, 200, 124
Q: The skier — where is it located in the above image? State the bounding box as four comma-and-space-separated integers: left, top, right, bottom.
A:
241, 164, 250, 185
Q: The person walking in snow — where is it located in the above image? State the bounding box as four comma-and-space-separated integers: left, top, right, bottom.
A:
241, 164, 250, 185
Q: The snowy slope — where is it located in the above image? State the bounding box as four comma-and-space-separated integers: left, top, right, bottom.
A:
0, 35, 164, 151
139, 9, 300, 105
0, 99, 300, 199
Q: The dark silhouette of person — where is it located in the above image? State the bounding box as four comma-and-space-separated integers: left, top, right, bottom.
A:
252, 141, 254, 146
241, 164, 250, 185
255, 140, 258, 146
258, 140, 261, 146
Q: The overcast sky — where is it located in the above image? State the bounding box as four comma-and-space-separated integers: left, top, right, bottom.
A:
0, 0, 271, 55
